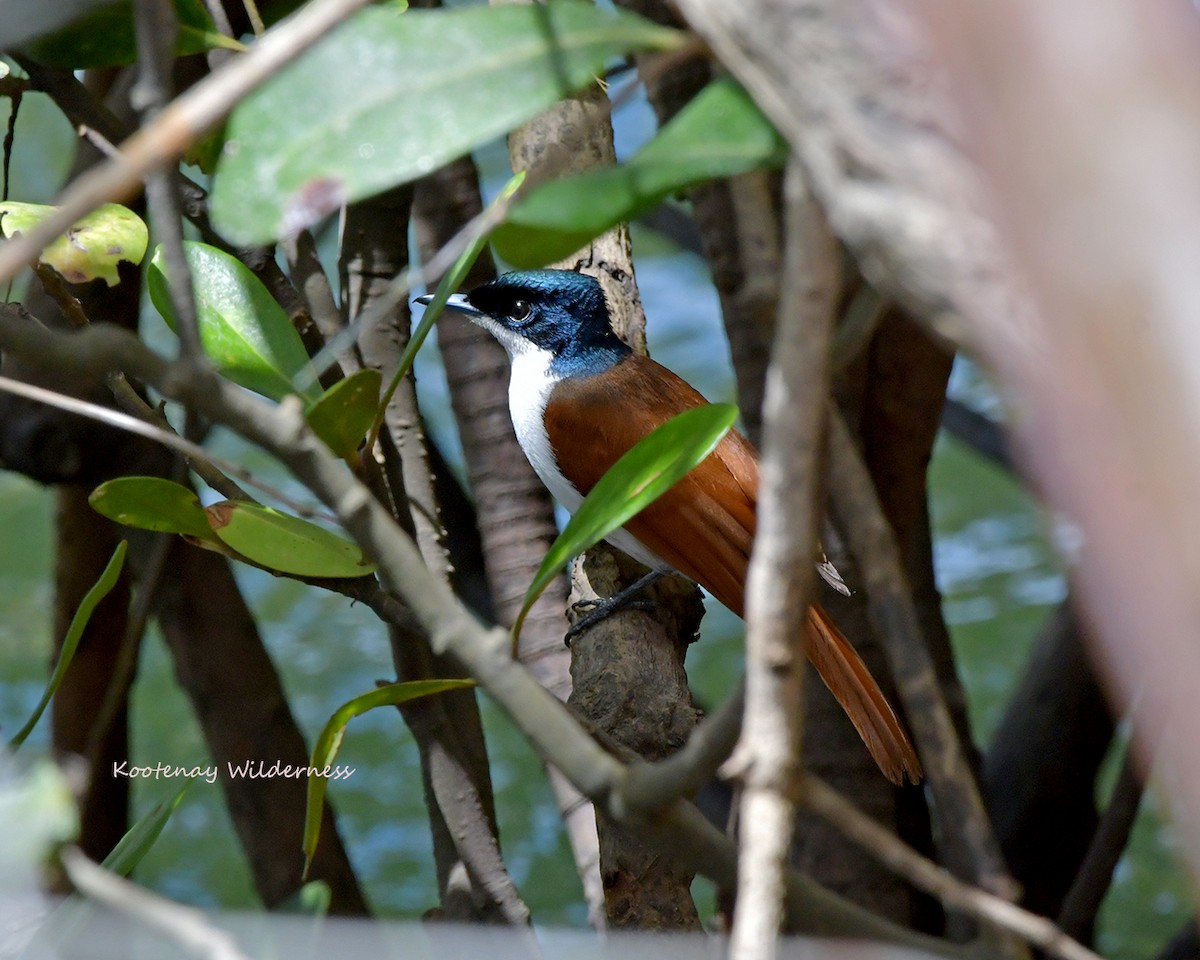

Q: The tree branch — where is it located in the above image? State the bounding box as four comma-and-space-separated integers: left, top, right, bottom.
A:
801, 777, 1104, 960
729, 160, 840, 959
827, 411, 1018, 906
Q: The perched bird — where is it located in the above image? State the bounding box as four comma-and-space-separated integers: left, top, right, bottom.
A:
418, 269, 922, 785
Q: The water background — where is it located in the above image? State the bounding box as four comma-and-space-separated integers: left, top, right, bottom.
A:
0, 69, 1190, 958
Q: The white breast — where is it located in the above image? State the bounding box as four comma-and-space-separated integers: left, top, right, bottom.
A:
504, 342, 671, 573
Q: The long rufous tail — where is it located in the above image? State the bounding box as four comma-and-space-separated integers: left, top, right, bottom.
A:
805, 604, 923, 786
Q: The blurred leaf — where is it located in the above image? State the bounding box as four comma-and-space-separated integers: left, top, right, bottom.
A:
88, 476, 217, 541
148, 241, 322, 404
183, 121, 228, 176
210, 2, 682, 243
513, 404, 738, 641
0, 201, 147, 286
279, 880, 332, 916
493, 79, 786, 267
102, 778, 194, 877
0, 760, 77, 885
204, 500, 375, 578
25, 0, 244, 69
9, 542, 127, 749
306, 368, 382, 460
303, 679, 475, 876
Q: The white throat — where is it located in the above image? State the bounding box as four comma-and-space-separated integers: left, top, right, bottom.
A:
486, 322, 670, 573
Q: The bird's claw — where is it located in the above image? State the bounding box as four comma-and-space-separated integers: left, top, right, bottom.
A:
564, 595, 656, 645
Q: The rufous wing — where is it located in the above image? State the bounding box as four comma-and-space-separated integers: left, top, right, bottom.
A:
544, 354, 922, 785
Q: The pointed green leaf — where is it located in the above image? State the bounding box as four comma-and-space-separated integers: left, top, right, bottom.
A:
88, 476, 216, 541
513, 404, 739, 641
102, 779, 195, 877
0, 201, 147, 286
303, 679, 475, 876
205, 501, 375, 578
148, 241, 321, 404
493, 79, 787, 267
10, 542, 127, 749
25, 0, 243, 69
210, 2, 682, 243
306, 368, 383, 460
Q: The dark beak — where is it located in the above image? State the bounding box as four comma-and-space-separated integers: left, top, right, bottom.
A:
413, 293, 484, 318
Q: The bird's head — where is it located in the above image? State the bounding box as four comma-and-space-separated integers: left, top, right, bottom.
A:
419, 270, 630, 374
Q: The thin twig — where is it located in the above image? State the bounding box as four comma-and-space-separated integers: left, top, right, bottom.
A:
133, 0, 203, 360
0, 373, 318, 518
802, 776, 1104, 960
827, 409, 1019, 902
0, 0, 376, 286
61, 848, 251, 960
107, 374, 252, 502
78, 125, 121, 159
1056, 744, 1146, 940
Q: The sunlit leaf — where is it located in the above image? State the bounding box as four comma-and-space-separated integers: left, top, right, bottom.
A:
302, 679, 475, 876
89, 476, 216, 541
210, 2, 682, 243
306, 368, 382, 461
24, 0, 244, 69
205, 500, 375, 578
102, 778, 194, 877
0, 201, 147, 286
493, 78, 787, 267
9, 542, 127, 749
0, 760, 77, 881
513, 404, 738, 641
147, 241, 322, 404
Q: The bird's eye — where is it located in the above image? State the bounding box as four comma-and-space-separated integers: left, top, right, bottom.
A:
509, 300, 531, 323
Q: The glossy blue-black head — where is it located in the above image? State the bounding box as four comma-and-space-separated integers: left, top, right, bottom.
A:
429, 270, 630, 375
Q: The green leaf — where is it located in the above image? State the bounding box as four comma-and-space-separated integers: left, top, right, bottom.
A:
513, 404, 739, 641
9, 542, 127, 749
25, 0, 244, 70
102, 778, 194, 877
279, 880, 332, 916
205, 500, 375, 578
303, 679, 475, 876
305, 368, 382, 461
88, 476, 216, 541
0, 201, 147, 286
493, 78, 787, 267
210, 2, 682, 244
147, 241, 321, 404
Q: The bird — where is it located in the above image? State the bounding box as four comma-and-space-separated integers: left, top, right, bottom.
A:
417, 268, 922, 786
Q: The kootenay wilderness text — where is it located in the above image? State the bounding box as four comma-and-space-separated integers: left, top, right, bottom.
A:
112, 760, 356, 783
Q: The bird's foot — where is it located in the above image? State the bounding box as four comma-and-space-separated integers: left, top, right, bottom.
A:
565, 570, 664, 645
